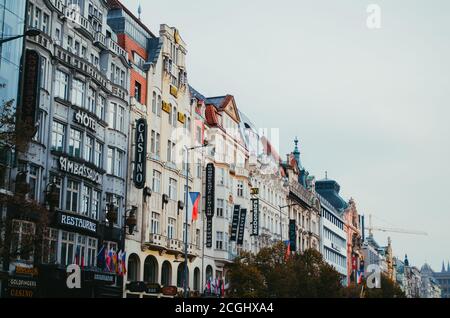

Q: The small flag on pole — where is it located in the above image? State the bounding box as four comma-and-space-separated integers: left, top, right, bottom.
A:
189, 192, 201, 222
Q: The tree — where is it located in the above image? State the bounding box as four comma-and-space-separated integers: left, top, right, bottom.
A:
363, 274, 406, 298
228, 243, 344, 298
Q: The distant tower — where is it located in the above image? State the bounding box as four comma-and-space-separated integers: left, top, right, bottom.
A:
138, 4, 142, 20
448, 261, 450, 272
404, 254, 409, 267
293, 137, 301, 168
442, 261, 446, 273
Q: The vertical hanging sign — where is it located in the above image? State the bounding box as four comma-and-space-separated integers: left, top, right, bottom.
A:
205, 163, 215, 218
230, 205, 241, 241
289, 220, 297, 252
206, 218, 213, 248
237, 208, 247, 246
250, 199, 259, 236
133, 118, 147, 189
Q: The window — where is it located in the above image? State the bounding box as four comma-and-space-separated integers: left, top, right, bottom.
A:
28, 165, 40, 201
55, 70, 69, 100
84, 136, 94, 163
81, 185, 92, 217
217, 199, 224, 217
151, 212, 160, 234
94, 142, 103, 168
97, 95, 106, 120
169, 178, 177, 201
120, 71, 125, 87
61, 231, 75, 266
34, 7, 41, 29
40, 56, 48, 90
66, 180, 80, 213
197, 159, 202, 178
49, 174, 63, 209
172, 106, 177, 127
167, 141, 175, 163
11, 220, 36, 262
168, 218, 176, 239
237, 181, 244, 197
42, 228, 58, 264
150, 130, 161, 158
108, 102, 117, 128
72, 78, 85, 107
107, 148, 124, 178
76, 235, 86, 266
152, 170, 161, 193
88, 87, 96, 114
157, 95, 162, 117
91, 190, 101, 220
108, 102, 125, 132
114, 149, 123, 177
33, 110, 46, 144
196, 229, 201, 248
152, 92, 157, 114
69, 129, 82, 158
216, 232, 224, 250
87, 238, 97, 267
134, 81, 142, 103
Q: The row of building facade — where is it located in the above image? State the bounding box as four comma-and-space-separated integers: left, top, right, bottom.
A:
0, 0, 444, 298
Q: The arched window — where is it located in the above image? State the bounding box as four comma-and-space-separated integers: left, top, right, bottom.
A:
161, 261, 172, 287
127, 254, 140, 282
143, 256, 158, 284
177, 262, 189, 288
206, 265, 213, 282
193, 268, 200, 291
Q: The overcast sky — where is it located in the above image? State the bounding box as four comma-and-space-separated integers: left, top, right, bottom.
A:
123, 0, 450, 271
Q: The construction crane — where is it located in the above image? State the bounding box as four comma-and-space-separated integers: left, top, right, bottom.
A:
366, 214, 428, 237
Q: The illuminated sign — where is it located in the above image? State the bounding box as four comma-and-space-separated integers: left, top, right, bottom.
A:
251, 199, 259, 236
134, 118, 147, 189
74, 109, 96, 132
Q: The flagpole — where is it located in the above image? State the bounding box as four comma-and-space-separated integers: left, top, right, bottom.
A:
184, 146, 189, 299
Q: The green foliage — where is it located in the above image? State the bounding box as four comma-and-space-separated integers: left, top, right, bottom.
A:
228, 243, 406, 298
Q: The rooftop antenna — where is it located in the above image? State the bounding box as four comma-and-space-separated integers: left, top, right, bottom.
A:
138, 4, 142, 20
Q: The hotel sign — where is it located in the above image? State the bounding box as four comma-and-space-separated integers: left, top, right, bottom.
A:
230, 205, 240, 241
289, 220, 297, 252
59, 156, 102, 184
251, 199, 259, 236
58, 211, 98, 235
74, 109, 97, 132
205, 163, 215, 218
206, 217, 213, 248
134, 118, 147, 189
237, 208, 247, 246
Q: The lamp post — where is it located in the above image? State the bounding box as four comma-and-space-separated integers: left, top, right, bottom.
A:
183, 142, 211, 299
0, 28, 42, 46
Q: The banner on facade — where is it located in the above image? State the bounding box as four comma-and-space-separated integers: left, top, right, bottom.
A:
237, 208, 247, 246
230, 205, 241, 241
133, 118, 147, 189
205, 163, 215, 218
251, 199, 259, 236
206, 217, 213, 248
289, 220, 297, 252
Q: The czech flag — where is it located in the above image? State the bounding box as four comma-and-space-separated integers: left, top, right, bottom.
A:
189, 192, 201, 222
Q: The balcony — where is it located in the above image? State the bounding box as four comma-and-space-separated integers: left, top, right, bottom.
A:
107, 38, 128, 61
94, 32, 107, 49
64, 8, 95, 39
289, 182, 315, 208
145, 233, 167, 252
46, 0, 65, 14
54, 45, 110, 91
166, 238, 183, 255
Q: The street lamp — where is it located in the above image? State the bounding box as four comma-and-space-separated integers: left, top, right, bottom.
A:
0, 28, 42, 45
183, 141, 212, 299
